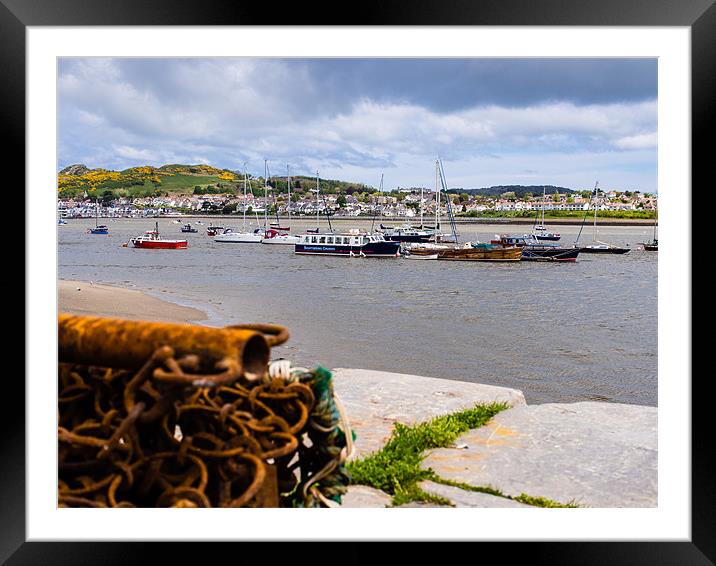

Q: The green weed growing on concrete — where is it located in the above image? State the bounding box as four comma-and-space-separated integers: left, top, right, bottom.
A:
347, 402, 509, 506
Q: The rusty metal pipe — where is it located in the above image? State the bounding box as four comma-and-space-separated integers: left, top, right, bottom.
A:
58, 314, 270, 380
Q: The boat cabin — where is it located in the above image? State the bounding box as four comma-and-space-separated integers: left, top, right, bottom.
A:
298, 232, 385, 246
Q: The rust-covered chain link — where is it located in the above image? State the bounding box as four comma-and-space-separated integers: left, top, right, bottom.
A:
58, 314, 350, 508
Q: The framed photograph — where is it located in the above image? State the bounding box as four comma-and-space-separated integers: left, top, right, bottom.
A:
10, 0, 707, 562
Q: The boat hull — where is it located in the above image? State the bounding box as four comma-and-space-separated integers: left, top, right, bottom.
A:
214, 232, 263, 243
534, 234, 561, 241
131, 239, 187, 249
295, 240, 400, 257
261, 236, 301, 245
383, 233, 433, 243
437, 246, 522, 262
521, 247, 580, 262
579, 246, 631, 254
405, 253, 438, 260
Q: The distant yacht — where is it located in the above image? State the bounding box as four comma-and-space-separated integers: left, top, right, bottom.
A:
87, 199, 109, 234
576, 182, 630, 254
261, 164, 300, 245
531, 187, 561, 241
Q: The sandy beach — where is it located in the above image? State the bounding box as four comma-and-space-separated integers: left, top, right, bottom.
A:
58, 279, 208, 323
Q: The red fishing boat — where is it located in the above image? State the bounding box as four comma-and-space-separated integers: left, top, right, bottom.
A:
130, 222, 188, 249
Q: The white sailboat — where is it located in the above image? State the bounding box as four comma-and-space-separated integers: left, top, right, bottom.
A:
214, 163, 264, 243
577, 182, 630, 254
532, 186, 561, 241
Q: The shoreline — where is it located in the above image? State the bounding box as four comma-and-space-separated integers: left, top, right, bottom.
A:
70, 215, 656, 227
58, 279, 208, 323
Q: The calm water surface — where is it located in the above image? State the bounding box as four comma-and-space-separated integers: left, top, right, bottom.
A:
58, 217, 657, 406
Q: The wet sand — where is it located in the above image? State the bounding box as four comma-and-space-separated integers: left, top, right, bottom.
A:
58, 279, 208, 323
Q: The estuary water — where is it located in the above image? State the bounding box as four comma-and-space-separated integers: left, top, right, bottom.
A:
58, 217, 658, 406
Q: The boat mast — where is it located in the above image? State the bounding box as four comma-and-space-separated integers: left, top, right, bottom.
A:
371, 173, 383, 233
434, 160, 440, 232
593, 181, 599, 242
287, 164, 291, 229
242, 162, 248, 230
438, 159, 459, 245
316, 171, 320, 230
264, 160, 268, 229
420, 184, 424, 228
541, 186, 546, 227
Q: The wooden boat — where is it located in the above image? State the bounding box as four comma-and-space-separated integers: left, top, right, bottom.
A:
416, 160, 520, 262
130, 222, 187, 249
436, 242, 522, 262
403, 243, 443, 259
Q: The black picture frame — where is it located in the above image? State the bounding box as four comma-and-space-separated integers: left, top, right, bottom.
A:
7, 0, 707, 562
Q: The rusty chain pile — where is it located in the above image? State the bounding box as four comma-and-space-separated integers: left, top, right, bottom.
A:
58, 314, 351, 508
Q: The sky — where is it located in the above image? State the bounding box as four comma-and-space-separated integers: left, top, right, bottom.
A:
58, 58, 658, 192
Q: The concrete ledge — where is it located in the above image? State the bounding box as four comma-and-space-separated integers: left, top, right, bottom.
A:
419, 481, 532, 508
421, 402, 657, 508
332, 368, 526, 459
340, 486, 392, 508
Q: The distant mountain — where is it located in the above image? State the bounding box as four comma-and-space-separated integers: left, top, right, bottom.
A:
446, 185, 577, 197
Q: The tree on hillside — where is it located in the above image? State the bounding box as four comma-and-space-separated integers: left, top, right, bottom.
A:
336, 195, 347, 207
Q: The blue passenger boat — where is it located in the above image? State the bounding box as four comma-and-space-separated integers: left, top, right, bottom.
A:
295, 230, 401, 257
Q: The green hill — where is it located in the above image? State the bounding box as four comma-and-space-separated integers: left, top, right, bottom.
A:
57, 164, 239, 199
57, 163, 377, 199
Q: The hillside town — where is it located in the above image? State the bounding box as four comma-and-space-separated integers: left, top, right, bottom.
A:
58, 188, 657, 219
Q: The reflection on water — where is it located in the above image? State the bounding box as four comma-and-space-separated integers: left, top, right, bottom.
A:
58, 218, 657, 406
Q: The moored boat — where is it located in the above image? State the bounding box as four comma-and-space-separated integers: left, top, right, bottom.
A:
410, 159, 520, 262
574, 182, 630, 254
533, 225, 561, 241
206, 225, 224, 236
130, 222, 188, 249
181, 223, 198, 233
531, 187, 561, 241
214, 227, 265, 243
579, 243, 631, 254
639, 203, 658, 251
295, 229, 400, 257
379, 224, 434, 243
261, 228, 300, 245
436, 242, 522, 262
87, 199, 109, 234
491, 234, 580, 262
261, 164, 301, 245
